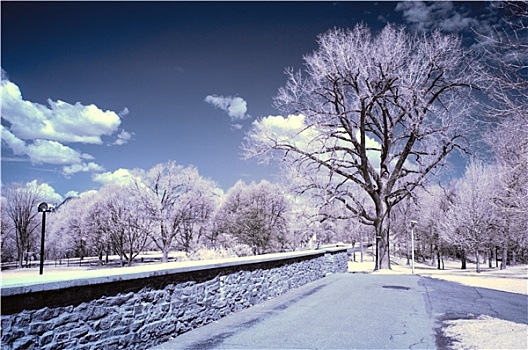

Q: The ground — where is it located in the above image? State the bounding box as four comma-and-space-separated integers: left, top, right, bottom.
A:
349, 254, 528, 350
2, 252, 527, 349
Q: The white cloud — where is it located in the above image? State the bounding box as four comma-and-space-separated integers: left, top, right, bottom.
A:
25, 180, 63, 204
26, 139, 87, 165
1, 79, 122, 144
1, 125, 26, 155
1, 72, 132, 176
395, 1, 482, 33
205, 95, 250, 122
119, 107, 130, 117
92, 168, 134, 186
250, 114, 388, 171
65, 190, 80, 198
252, 114, 319, 150
1, 125, 94, 165
114, 130, 133, 145
63, 162, 105, 177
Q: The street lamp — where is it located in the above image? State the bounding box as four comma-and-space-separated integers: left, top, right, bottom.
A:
37, 202, 53, 275
410, 220, 417, 274
79, 236, 86, 266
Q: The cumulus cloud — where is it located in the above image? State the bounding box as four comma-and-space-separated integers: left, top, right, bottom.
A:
249, 114, 387, 171
1, 125, 94, 165
24, 180, 64, 204
63, 162, 105, 177
2, 79, 122, 144
395, 1, 484, 33
26, 139, 90, 165
114, 130, 133, 145
251, 114, 319, 151
65, 190, 80, 198
204, 95, 250, 123
1, 71, 131, 176
92, 168, 134, 186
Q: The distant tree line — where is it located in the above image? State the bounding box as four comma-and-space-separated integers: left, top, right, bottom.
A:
1, 161, 368, 268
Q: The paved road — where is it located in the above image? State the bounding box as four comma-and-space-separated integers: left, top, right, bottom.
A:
151, 273, 527, 350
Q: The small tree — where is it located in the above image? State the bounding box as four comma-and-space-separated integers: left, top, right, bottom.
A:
1, 198, 17, 262
96, 185, 153, 266
442, 160, 499, 272
132, 161, 219, 261
415, 183, 456, 269
2, 182, 44, 267
216, 180, 290, 255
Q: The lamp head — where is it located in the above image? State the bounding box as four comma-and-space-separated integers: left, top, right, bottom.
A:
38, 202, 49, 213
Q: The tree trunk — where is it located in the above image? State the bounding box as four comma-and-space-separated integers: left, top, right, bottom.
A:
360, 232, 364, 263
476, 250, 481, 273
406, 232, 410, 266
374, 217, 391, 270
161, 249, 169, 263
436, 245, 442, 270
461, 249, 467, 270
429, 242, 435, 266
500, 246, 508, 270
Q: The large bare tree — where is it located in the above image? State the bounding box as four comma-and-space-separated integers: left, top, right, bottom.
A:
244, 24, 483, 269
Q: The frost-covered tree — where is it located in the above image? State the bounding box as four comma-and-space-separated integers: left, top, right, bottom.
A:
169, 175, 219, 253
442, 160, 499, 272
215, 180, 290, 255
47, 196, 85, 263
1, 197, 17, 262
95, 185, 153, 266
2, 182, 45, 267
132, 161, 218, 261
244, 23, 483, 269
415, 184, 456, 269
479, 1, 528, 268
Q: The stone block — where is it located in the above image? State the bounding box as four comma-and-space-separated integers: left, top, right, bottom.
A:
14, 312, 32, 328
29, 321, 53, 335
32, 307, 58, 322
80, 331, 101, 344
54, 312, 80, 327
70, 326, 90, 339
2, 329, 25, 345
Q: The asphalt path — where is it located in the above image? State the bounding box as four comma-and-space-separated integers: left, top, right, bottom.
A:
150, 273, 527, 350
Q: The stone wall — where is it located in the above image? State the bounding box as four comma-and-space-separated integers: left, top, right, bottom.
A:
1, 248, 348, 350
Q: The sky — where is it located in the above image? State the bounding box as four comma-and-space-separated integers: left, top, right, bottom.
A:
1, 1, 503, 201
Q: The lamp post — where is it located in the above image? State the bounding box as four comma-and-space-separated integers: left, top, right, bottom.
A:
410, 220, 417, 274
37, 202, 52, 275
79, 236, 86, 266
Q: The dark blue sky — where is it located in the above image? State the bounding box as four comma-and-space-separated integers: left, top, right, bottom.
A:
1, 1, 498, 199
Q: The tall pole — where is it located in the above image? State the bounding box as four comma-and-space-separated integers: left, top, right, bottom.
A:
39, 211, 46, 275
38, 202, 50, 275
410, 220, 417, 274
